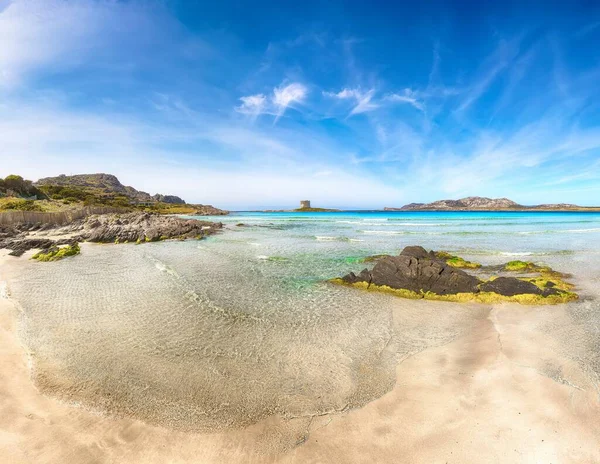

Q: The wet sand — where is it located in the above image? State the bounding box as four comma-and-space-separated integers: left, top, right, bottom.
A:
1, 250, 600, 463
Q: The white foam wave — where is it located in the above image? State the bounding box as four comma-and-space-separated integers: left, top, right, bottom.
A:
565, 228, 600, 233
362, 230, 407, 236
335, 220, 447, 227
315, 236, 349, 241
519, 228, 600, 235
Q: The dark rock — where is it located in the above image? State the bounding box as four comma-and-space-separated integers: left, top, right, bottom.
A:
5, 238, 56, 257
342, 246, 481, 295
339, 246, 562, 299
480, 277, 558, 297
400, 245, 432, 260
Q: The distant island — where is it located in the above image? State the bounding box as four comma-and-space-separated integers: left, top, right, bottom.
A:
261, 200, 341, 213
385, 196, 600, 212
0, 173, 228, 216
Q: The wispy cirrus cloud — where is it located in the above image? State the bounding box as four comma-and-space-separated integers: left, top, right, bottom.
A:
236, 82, 307, 122
324, 87, 425, 117
323, 87, 378, 117
385, 89, 425, 111
273, 82, 307, 121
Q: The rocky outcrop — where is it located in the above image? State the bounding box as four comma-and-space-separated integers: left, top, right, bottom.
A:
192, 205, 229, 216
152, 194, 186, 204
0, 212, 222, 256
35, 173, 187, 205
338, 246, 567, 301
76, 212, 222, 243
342, 246, 481, 295
1, 236, 80, 257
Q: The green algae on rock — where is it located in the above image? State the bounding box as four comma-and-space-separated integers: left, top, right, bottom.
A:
330, 279, 578, 305
32, 243, 80, 262
504, 260, 548, 272
434, 251, 482, 269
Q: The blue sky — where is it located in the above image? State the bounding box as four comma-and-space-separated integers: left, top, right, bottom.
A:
1, 0, 600, 209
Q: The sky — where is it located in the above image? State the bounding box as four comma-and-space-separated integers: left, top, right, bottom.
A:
1, 0, 600, 209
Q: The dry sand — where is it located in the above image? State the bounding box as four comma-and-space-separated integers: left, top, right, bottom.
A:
1, 251, 600, 463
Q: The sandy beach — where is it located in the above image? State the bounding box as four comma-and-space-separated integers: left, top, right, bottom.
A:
2, 245, 600, 464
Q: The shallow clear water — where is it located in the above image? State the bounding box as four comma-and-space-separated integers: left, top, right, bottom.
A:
7, 211, 600, 430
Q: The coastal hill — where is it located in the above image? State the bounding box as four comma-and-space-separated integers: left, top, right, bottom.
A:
35, 173, 186, 204
385, 196, 596, 211
0, 173, 228, 215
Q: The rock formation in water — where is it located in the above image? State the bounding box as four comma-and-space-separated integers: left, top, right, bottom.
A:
336, 246, 576, 304
343, 246, 482, 295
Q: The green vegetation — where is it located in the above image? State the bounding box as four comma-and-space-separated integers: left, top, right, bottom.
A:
32, 243, 81, 262
149, 203, 198, 214
0, 199, 44, 211
0, 173, 213, 215
0, 174, 44, 199
435, 251, 481, 269
38, 184, 135, 209
330, 278, 578, 305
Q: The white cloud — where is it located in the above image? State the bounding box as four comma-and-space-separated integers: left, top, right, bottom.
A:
272, 82, 307, 121
385, 89, 425, 111
235, 94, 267, 117
236, 82, 307, 122
323, 87, 378, 117
323, 88, 361, 99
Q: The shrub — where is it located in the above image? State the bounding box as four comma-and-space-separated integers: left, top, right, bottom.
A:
2, 200, 44, 211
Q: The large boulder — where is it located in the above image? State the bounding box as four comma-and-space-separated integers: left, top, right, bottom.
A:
342, 246, 481, 295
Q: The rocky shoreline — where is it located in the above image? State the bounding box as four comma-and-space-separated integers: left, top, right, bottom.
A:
0, 211, 223, 258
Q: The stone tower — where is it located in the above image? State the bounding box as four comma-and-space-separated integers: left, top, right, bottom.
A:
300, 200, 311, 209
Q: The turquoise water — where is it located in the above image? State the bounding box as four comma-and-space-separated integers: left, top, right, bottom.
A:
6, 211, 600, 432
194, 210, 600, 264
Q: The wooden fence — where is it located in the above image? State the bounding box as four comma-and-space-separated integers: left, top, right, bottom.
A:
0, 206, 122, 227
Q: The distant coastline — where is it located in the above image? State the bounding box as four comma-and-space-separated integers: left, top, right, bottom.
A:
384, 196, 600, 212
